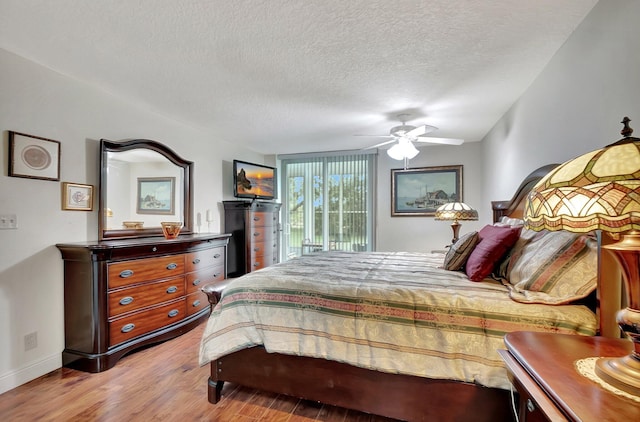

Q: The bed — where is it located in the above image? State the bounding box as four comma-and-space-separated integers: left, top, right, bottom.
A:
199, 164, 619, 422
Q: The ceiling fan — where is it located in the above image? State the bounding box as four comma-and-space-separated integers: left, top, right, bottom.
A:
358, 114, 464, 161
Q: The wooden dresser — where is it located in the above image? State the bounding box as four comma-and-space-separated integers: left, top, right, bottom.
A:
223, 200, 281, 277
56, 233, 230, 372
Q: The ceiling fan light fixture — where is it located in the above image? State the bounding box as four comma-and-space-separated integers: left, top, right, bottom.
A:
387, 138, 419, 160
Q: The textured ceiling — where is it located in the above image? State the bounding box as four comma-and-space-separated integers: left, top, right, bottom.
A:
0, 0, 598, 155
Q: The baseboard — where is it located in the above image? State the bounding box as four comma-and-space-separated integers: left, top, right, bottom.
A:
0, 353, 61, 395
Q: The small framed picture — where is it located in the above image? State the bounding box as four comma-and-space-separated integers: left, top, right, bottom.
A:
9, 131, 61, 181
137, 177, 175, 215
62, 182, 94, 211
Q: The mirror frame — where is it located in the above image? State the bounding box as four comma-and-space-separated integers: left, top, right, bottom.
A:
99, 139, 193, 240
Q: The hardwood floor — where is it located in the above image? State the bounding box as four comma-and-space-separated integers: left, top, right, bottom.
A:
0, 322, 400, 421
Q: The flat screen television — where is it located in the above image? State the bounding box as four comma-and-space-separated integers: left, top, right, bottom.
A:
233, 159, 277, 200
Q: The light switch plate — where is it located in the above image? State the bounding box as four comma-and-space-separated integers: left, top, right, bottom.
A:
0, 214, 17, 229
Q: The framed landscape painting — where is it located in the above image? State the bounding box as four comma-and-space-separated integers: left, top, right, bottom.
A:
391, 165, 463, 216
136, 177, 175, 215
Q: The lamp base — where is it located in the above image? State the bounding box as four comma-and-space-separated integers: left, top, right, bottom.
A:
450, 221, 461, 244
596, 354, 640, 396
599, 232, 640, 397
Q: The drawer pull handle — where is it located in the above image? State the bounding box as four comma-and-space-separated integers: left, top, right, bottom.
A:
166, 263, 178, 270
526, 399, 536, 413
192, 279, 201, 286
254, 262, 261, 267
213, 273, 221, 278
193, 300, 201, 307
121, 323, 135, 333
192, 258, 201, 264
253, 216, 261, 222
119, 296, 134, 306
253, 232, 260, 237
168, 309, 180, 318
214, 253, 221, 259
166, 286, 178, 294
152, 246, 157, 252
119, 269, 134, 278
254, 247, 260, 251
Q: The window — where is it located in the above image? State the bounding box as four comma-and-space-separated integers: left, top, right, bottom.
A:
280, 152, 376, 259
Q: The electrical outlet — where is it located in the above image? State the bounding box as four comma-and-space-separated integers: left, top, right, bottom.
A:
24, 332, 37, 351
0, 214, 17, 229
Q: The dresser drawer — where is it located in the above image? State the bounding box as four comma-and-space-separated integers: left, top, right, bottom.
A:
108, 276, 186, 317
249, 211, 277, 229
108, 299, 187, 346
186, 265, 225, 293
186, 291, 209, 316
108, 255, 185, 289
185, 247, 225, 273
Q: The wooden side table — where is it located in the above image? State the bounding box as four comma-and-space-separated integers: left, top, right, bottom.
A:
499, 331, 640, 422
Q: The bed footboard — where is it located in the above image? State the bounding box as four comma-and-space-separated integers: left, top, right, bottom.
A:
208, 347, 512, 422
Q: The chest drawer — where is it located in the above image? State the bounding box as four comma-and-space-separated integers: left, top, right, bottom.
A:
249, 254, 277, 271
108, 255, 185, 289
249, 211, 277, 228
186, 265, 225, 293
185, 247, 225, 273
248, 226, 277, 245
108, 299, 187, 346
186, 291, 209, 316
108, 276, 186, 317
249, 241, 277, 259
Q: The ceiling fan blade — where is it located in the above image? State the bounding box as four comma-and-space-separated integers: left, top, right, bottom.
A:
362, 139, 396, 149
406, 124, 438, 138
414, 137, 464, 145
353, 134, 393, 138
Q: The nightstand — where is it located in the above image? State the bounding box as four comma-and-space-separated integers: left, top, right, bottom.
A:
499, 331, 640, 421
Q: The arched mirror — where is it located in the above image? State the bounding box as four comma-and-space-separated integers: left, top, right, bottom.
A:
99, 139, 193, 240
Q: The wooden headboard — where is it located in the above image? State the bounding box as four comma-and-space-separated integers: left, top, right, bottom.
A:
490, 164, 622, 339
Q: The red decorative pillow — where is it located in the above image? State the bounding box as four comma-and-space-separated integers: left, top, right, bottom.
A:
465, 225, 521, 281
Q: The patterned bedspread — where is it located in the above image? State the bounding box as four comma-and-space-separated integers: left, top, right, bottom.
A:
199, 251, 596, 390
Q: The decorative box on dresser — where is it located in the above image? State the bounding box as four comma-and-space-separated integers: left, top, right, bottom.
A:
56, 233, 231, 372
223, 200, 281, 277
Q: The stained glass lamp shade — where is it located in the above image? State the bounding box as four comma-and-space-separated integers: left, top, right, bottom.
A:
525, 117, 640, 395
434, 202, 478, 244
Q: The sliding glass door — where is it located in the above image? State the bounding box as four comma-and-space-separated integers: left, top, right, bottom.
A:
280, 152, 376, 259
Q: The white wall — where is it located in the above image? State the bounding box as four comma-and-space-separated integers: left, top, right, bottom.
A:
481, 0, 640, 205
0, 48, 264, 394
376, 141, 485, 252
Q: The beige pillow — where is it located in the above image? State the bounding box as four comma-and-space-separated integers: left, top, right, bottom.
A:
506, 229, 597, 305
443, 231, 479, 271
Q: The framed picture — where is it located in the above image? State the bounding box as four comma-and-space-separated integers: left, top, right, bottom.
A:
62, 182, 94, 211
8, 131, 61, 181
391, 165, 463, 216
137, 177, 175, 215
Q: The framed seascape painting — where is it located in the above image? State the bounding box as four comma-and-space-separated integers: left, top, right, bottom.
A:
136, 177, 175, 215
391, 165, 463, 216
8, 131, 61, 181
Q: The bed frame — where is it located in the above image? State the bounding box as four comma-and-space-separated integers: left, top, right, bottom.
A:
203, 164, 621, 422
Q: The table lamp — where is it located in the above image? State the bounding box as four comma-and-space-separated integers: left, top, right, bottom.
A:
434, 202, 478, 244
525, 116, 640, 395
